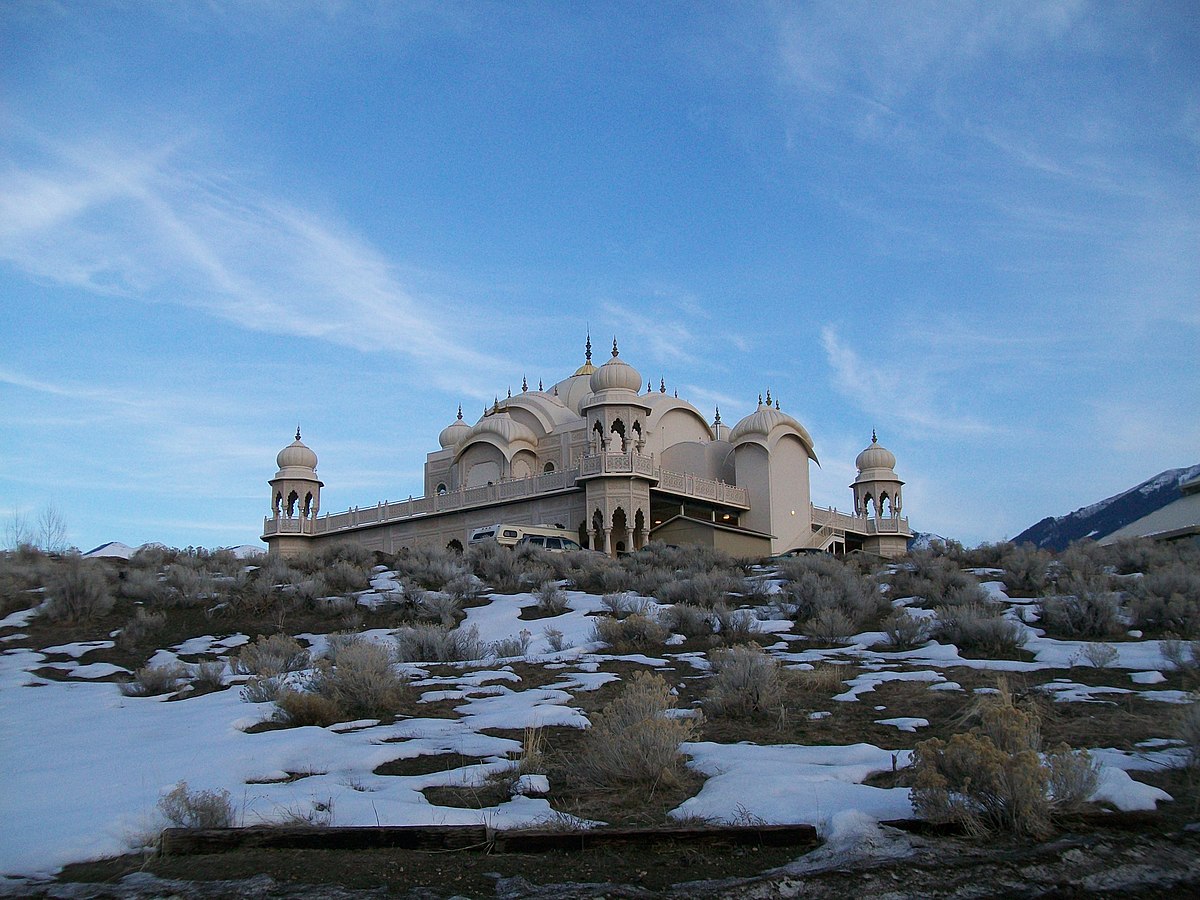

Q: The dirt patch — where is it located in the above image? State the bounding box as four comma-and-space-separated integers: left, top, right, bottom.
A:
373, 753, 488, 777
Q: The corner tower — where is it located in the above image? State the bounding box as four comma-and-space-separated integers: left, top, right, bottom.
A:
579, 340, 655, 555
263, 428, 323, 556
851, 431, 908, 557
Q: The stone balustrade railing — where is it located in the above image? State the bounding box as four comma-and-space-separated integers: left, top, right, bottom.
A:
810, 505, 911, 536
264, 454, 751, 538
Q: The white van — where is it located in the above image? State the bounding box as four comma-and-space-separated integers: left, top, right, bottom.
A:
468, 523, 580, 550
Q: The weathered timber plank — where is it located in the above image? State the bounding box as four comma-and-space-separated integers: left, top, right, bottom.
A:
160, 824, 489, 855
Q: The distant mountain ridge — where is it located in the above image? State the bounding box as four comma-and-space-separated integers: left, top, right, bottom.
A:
1013, 463, 1200, 551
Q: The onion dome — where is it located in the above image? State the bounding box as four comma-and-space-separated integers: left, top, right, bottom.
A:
730, 398, 818, 462
588, 338, 643, 394
855, 431, 898, 475
438, 405, 470, 449
276, 427, 317, 471
463, 409, 537, 448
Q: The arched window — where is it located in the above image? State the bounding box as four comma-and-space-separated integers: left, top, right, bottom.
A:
611, 418, 626, 451
436, 483, 448, 495
286, 490, 299, 517
543, 461, 555, 473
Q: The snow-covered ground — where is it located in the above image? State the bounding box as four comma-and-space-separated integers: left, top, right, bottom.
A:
0, 577, 1185, 878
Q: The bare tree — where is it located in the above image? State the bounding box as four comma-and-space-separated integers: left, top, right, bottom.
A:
37, 505, 70, 553
4, 510, 34, 550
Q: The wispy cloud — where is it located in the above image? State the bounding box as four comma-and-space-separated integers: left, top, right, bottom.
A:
0, 131, 507, 389
820, 325, 996, 438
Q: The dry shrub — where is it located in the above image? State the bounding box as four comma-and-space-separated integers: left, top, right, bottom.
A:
600, 591, 651, 618
911, 692, 1097, 838
418, 592, 461, 626
393, 623, 485, 662
1039, 574, 1124, 638
274, 688, 343, 726
1161, 638, 1200, 680
543, 626, 570, 652
120, 664, 185, 697
655, 572, 741, 609
577, 671, 698, 787
117, 608, 167, 651
240, 675, 282, 703
804, 607, 856, 643
704, 644, 787, 718
933, 603, 1026, 656
881, 609, 931, 650
999, 543, 1053, 594
711, 605, 761, 646
490, 630, 533, 659
1178, 701, 1200, 770
465, 541, 524, 593
192, 661, 226, 690
1130, 562, 1200, 636
659, 602, 713, 639
158, 781, 235, 829
793, 663, 847, 695
784, 558, 888, 632
119, 568, 170, 605
591, 613, 668, 653
234, 634, 310, 677
43, 559, 114, 623
162, 563, 214, 607
535, 581, 569, 615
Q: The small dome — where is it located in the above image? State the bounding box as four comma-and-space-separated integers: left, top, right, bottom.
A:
729, 401, 818, 461
465, 409, 537, 447
855, 432, 897, 472
276, 429, 317, 470
438, 406, 470, 449
589, 339, 643, 395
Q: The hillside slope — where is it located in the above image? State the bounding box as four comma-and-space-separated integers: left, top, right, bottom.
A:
1014, 463, 1200, 551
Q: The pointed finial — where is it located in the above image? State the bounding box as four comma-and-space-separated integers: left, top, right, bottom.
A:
775, 398, 780, 410
647, 380, 653, 393
714, 406, 721, 424
674, 389, 678, 398
758, 393, 763, 406
493, 397, 500, 413
522, 375, 528, 392
659, 377, 666, 393
872, 429, 878, 444
765, 388, 772, 406
538, 379, 543, 391
456, 404, 463, 421
611, 337, 619, 358
295, 424, 302, 441
507, 386, 512, 399
585, 332, 592, 363
553, 385, 559, 396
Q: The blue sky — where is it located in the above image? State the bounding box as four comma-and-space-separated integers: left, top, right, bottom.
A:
2, 1, 1197, 552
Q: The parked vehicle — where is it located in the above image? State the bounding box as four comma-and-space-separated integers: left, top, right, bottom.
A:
515, 533, 584, 552
468, 523, 580, 549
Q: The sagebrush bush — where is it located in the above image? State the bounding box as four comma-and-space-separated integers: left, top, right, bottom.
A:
162, 563, 213, 608
1039, 574, 1124, 638
1130, 562, 1200, 636
1178, 700, 1200, 770
490, 630, 533, 659
711, 605, 760, 646
240, 675, 282, 703
234, 634, 310, 677
119, 568, 169, 605
120, 664, 186, 697
192, 661, 226, 690
911, 693, 1097, 838
784, 560, 888, 633
998, 543, 1053, 594
703, 644, 786, 718
933, 603, 1026, 656
543, 626, 570, 652
535, 581, 569, 616
308, 638, 407, 720
591, 613, 669, 653
158, 781, 235, 829
466, 541, 524, 593
881, 609, 931, 650
576, 671, 698, 787
600, 591, 651, 618
274, 688, 343, 727
658, 602, 713, 639
393, 623, 485, 662
793, 663, 846, 695
43, 559, 114, 623
117, 608, 167, 651
655, 572, 741, 609
418, 592, 461, 626
803, 607, 856, 643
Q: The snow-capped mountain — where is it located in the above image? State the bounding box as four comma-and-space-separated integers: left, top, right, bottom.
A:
1013, 463, 1200, 551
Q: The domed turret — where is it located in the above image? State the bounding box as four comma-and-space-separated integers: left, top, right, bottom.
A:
463, 408, 537, 449
589, 338, 643, 395
855, 431, 897, 474
851, 430, 903, 520
438, 406, 470, 449
276, 427, 318, 472
729, 396, 817, 461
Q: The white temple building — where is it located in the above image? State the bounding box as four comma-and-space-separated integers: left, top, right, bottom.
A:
263, 338, 911, 559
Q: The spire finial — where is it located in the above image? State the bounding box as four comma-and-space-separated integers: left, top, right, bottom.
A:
647, 380, 653, 393
757, 393, 763, 406
295, 424, 302, 441
456, 404, 463, 421
714, 406, 721, 424
674, 389, 678, 398
611, 337, 619, 358
659, 377, 666, 393
775, 397, 780, 410
522, 375, 528, 392
507, 386, 512, 399
765, 388, 772, 406
538, 379, 544, 391
585, 332, 592, 363
872, 429, 878, 444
